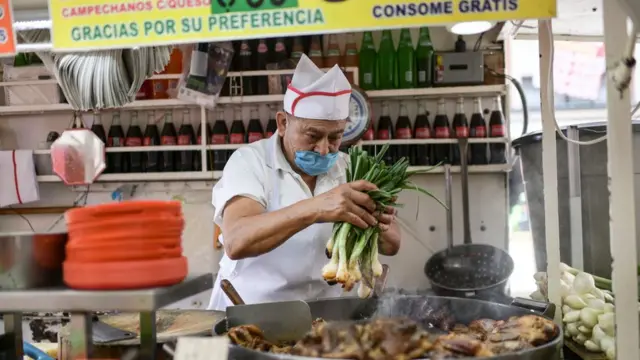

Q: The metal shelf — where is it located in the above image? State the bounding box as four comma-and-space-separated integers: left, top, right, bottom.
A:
0, 85, 507, 115
0, 273, 213, 312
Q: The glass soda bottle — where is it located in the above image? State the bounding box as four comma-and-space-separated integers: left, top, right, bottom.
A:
107, 112, 126, 173
469, 98, 488, 165
160, 111, 177, 172
395, 102, 413, 163
376, 102, 394, 164
238, 40, 253, 96
265, 108, 277, 138
415, 27, 435, 88
343, 33, 358, 83
194, 111, 211, 171
125, 111, 144, 173
309, 35, 324, 68
90, 111, 107, 145
291, 37, 305, 64
324, 34, 342, 68
451, 97, 469, 166
359, 31, 376, 90
254, 39, 269, 95
377, 30, 396, 90
177, 109, 196, 172
143, 111, 161, 172
229, 107, 246, 160
432, 98, 451, 164
413, 103, 431, 166
211, 109, 229, 171
247, 107, 264, 143
397, 29, 416, 89
489, 96, 507, 164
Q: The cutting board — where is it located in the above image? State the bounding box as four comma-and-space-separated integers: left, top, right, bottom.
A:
58, 310, 225, 360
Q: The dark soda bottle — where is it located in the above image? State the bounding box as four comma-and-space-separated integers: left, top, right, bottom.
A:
194, 111, 212, 171
211, 109, 229, 171
362, 123, 375, 156
376, 102, 394, 165
413, 103, 431, 166
469, 98, 488, 165
125, 111, 144, 173
107, 112, 126, 173
290, 37, 305, 64
177, 109, 196, 172
238, 40, 253, 96
160, 111, 177, 172
265, 108, 277, 138
90, 111, 107, 144
143, 111, 161, 172
432, 99, 451, 165
273, 37, 288, 63
254, 39, 269, 95
489, 96, 507, 164
247, 107, 264, 143
451, 97, 469, 166
395, 102, 412, 163
229, 107, 246, 160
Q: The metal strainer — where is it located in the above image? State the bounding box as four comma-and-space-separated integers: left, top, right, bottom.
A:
424, 139, 514, 298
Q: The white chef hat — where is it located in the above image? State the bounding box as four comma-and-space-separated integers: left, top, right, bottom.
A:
284, 54, 351, 120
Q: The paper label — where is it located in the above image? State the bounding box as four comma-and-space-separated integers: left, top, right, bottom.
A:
175, 337, 229, 360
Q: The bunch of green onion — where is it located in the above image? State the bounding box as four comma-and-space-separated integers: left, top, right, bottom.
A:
321, 144, 446, 298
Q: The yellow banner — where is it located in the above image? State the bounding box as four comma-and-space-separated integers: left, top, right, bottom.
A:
49, 0, 556, 51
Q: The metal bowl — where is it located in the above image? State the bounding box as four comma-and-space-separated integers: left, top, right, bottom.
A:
0, 232, 67, 289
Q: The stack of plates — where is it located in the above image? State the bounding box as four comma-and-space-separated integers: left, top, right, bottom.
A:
18, 29, 173, 110
63, 201, 187, 290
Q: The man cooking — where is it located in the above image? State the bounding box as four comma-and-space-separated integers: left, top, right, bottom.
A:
208, 55, 401, 310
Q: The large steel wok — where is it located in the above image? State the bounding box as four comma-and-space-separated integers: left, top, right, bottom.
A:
213, 295, 562, 360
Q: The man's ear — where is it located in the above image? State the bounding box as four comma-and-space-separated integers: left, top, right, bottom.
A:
276, 111, 288, 136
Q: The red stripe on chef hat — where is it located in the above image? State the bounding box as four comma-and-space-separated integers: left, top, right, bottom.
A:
287, 84, 351, 117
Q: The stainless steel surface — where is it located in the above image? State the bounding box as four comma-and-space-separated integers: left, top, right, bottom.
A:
0, 273, 213, 311
444, 164, 454, 250
69, 312, 92, 360
513, 122, 640, 277
216, 296, 562, 360
139, 312, 157, 360
459, 138, 472, 245
0, 232, 67, 289
566, 126, 584, 269
226, 301, 313, 343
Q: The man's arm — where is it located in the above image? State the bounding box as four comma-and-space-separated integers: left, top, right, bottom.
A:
221, 196, 317, 260
379, 221, 401, 256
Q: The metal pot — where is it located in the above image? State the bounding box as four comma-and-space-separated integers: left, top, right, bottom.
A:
0, 232, 67, 289
214, 295, 561, 360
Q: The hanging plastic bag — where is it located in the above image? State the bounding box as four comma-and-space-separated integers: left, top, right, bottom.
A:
177, 42, 235, 109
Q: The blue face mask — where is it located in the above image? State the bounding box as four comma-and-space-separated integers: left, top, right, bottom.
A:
294, 151, 339, 176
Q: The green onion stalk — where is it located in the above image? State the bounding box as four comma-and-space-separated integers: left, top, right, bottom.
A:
321, 144, 446, 298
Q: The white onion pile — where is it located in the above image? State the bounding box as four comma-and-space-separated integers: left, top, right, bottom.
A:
531, 263, 616, 359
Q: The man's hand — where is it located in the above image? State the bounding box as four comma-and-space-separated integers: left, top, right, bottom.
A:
310, 180, 378, 229
374, 205, 396, 232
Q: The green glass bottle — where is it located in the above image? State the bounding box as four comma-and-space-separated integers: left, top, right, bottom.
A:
377, 30, 396, 90
415, 27, 435, 88
13, 53, 28, 67
359, 31, 377, 90
397, 29, 416, 89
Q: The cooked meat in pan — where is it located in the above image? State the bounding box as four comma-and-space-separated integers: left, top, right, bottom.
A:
225, 314, 558, 359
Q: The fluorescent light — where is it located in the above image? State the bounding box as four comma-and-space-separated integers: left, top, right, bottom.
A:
447, 21, 495, 35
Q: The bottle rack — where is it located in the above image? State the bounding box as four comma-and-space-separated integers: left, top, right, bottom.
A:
0, 274, 213, 360
0, 68, 512, 184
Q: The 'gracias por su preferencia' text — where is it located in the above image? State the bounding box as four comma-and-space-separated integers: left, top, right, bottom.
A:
62, 0, 520, 42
